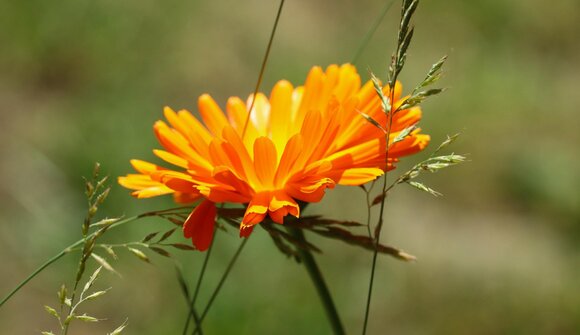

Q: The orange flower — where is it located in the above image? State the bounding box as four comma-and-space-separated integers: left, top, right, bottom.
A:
119, 64, 429, 250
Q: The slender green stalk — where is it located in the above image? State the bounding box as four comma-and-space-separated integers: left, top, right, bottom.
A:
352, 0, 396, 65
175, 264, 204, 335
362, 1, 418, 333
241, 0, 286, 139
0, 210, 172, 308
191, 238, 248, 335
0, 250, 68, 307
182, 229, 218, 335
288, 227, 345, 335
1, 205, 200, 308
361, 78, 396, 335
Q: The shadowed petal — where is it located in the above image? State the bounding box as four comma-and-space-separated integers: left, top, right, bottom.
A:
183, 200, 217, 251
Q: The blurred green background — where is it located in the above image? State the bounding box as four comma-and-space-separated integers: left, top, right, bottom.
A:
1, 0, 579, 333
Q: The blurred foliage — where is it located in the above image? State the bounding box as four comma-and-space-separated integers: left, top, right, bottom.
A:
1, 0, 579, 334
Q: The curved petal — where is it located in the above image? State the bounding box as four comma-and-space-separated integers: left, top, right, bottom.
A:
338, 167, 384, 186
198, 94, 229, 137
183, 200, 217, 251
268, 190, 300, 224
241, 192, 271, 227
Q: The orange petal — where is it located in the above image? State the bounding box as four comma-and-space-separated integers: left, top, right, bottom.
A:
274, 134, 303, 187
333, 64, 361, 103
212, 166, 253, 197
268, 191, 300, 224
198, 94, 228, 137
118, 174, 174, 198
153, 149, 189, 169
130, 159, 164, 174
269, 80, 294, 153
338, 167, 384, 186
221, 126, 259, 186
176, 109, 212, 156
285, 176, 335, 203
226, 97, 260, 150
183, 200, 217, 251
164, 106, 191, 139
391, 107, 422, 132
239, 225, 254, 238
197, 185, 252, 204
253, 137, 277, 188
246, 93, 270, 136
295, 66, 324, 126
154, 121, 213, 171
241, 192, 271, 226
173, 192, 202, 204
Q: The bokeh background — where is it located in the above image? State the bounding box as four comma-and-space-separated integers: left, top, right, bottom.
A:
1, 0, 579, 333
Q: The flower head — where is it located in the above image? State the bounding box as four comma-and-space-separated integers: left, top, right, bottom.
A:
119, 64, 429, 250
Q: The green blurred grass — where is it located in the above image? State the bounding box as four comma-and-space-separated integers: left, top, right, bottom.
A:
1, 0, 579, 334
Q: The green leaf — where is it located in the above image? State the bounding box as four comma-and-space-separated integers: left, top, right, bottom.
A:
285, 216, 363, 228
95, 175, 109, 190
91, 217, 121, 228
157, 228, 177, 242
408, 181, 442, 196
84, 289, 110, 301
165, 216, 185, 226
95, 187, 110, 205
101, 245, 118, 260
169, 243, 196, 251
392, 125, 418, 144
371, 193, 386, 206
433, 133, 461, 154
92, 162, 101, 180
82, 266, 102, 295
397, 27, 414, 66
371, 72, 391, 113
414, 55, 447, 93
357, 110, 387, 134
44, 305, 59, 319
141, 231, 159, 243
127, 247, 150, 263
108, 319, 128, 335
57, 284, 67, 306
91, 253, 119, 276
75, 314, 99, 322
149, 246, 172, 258
399, 88, 445, 110
399, 0, 418, 44
309, 226, 416, 261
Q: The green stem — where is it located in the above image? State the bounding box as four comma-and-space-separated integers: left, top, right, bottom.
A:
288, 227, 345, 335
0, 214, 141, 308
182, 229, 217, 335
241, 0, 286, 140
192, 237, 249, 335
0, 250, 67, 307
191, 237, 248, 335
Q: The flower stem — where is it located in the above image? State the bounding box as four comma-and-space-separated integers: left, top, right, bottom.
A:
241, 0, 286, 140
182, 229, 217, 335
0, 250, 67, 307
191, 238, 248, 335
0, 214, 145, 308
288, 227, 345, 335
